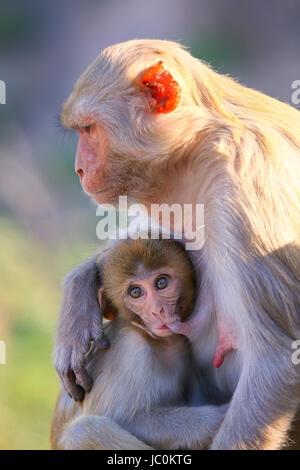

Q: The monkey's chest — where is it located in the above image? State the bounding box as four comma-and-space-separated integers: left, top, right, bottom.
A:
84, 332, 189, 421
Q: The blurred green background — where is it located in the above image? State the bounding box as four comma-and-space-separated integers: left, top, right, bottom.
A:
0, 0, 299, 450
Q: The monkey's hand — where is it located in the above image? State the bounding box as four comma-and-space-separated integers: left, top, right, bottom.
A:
53, 254, 108, 401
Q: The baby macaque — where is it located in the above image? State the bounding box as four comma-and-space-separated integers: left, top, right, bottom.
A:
51, 238, 227, 450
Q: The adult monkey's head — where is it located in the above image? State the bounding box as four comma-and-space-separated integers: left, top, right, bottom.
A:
61, 39, 233, 206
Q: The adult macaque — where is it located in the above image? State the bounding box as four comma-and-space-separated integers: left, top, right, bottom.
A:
54, 39, 300, 449
51, 239, 227, 450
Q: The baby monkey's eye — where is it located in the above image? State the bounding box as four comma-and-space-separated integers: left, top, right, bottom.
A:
155, 276, 170, 290
129, 286, 144, 299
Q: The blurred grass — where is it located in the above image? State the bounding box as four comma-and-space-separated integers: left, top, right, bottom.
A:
0, 217, 98, 449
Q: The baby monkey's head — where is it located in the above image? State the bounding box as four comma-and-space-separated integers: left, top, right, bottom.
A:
99, 239, 195, 338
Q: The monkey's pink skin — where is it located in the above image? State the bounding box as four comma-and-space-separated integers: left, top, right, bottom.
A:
213, 340, 234, 368
213, 322, 236, 368
169, 318, 235, 368
140, 60, 181, 113
167, 318, 194, 337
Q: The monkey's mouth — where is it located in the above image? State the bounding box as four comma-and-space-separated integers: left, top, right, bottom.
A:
131, 317, 173, 338
151, 325, 173, 337
81, 185, 111, 198
91, 187, 111, 195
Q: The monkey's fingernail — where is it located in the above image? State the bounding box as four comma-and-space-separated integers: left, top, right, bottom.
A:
73, 388, 85, 402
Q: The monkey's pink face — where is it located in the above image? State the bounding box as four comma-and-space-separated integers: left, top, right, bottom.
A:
75, 123, 127, 203
67, 59, 182, 205
123, 267, 183, 338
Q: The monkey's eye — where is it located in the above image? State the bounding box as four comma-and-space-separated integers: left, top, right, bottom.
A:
155, 276, 170, 290
129, 286, 144, 299
76, 125, 92, 134
83, 125, 91, 133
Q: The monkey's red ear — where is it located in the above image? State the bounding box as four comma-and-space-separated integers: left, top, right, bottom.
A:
140, 61, 181, 114
98, 288, 117, 320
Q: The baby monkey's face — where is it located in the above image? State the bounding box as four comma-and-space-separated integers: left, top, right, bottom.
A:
123, 265, 184, 338
100, 239, 195, 339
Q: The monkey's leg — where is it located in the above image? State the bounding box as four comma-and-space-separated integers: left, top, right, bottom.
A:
126, 404, 228, 450
59, 415, 153, 450
211, 352, 299, 450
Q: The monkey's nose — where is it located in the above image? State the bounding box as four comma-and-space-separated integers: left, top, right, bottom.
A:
152, 307, 164, 321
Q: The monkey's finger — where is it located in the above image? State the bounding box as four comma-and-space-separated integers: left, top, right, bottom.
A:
60, 368, 85, 402
94, 332, 110, 350
74, 367, 93, 393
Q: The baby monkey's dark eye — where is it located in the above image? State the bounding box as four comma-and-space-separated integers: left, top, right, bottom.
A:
129, 286, 143, 298
155, 276, 170, 290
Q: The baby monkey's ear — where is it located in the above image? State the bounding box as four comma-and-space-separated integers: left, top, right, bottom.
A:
98, 288, 117, 320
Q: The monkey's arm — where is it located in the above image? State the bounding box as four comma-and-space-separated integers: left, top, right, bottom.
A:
126, 404, 228, 450
211, 347, 299, 450
169, 319, 299, 449
53, 251, 108, 401
58, 415, 153, 450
